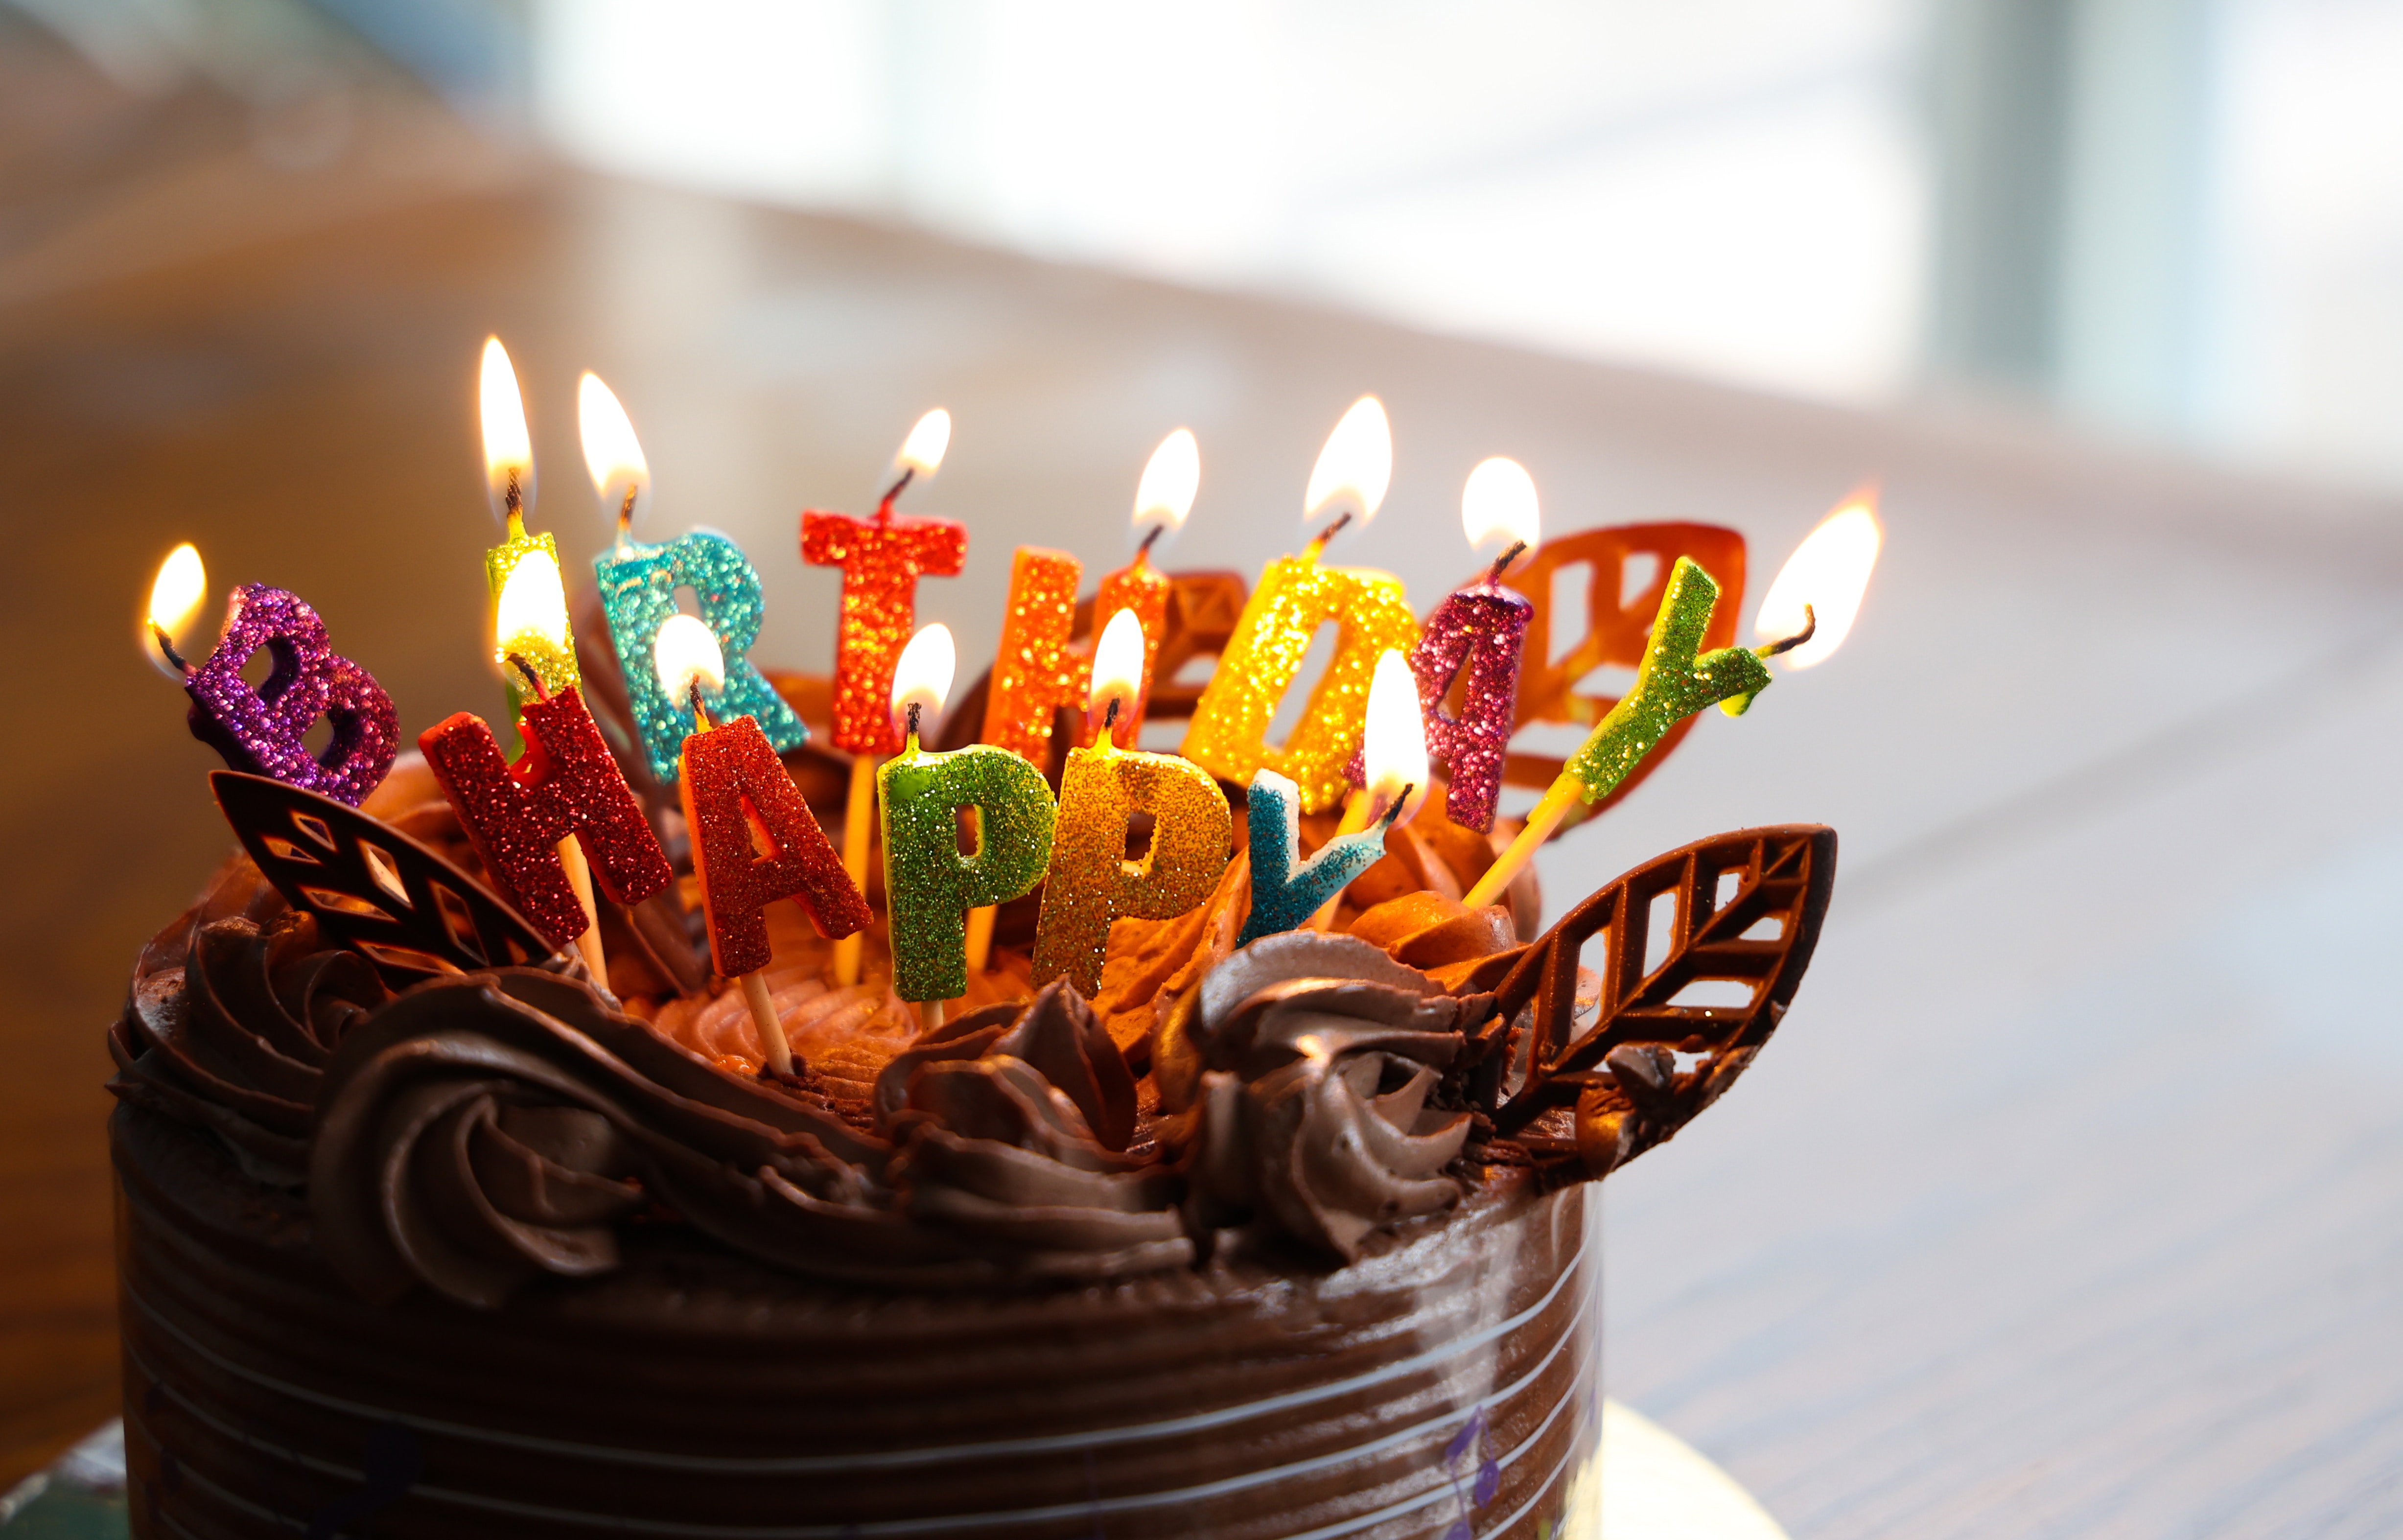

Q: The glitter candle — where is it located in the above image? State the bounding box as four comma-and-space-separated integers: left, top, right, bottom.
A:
1086, 427, 1198, 745
1406, 458, 1539, 832
977, 546, 1085, 763
667, 621, 871, 979
478, 339, 580, 731
419, 683, 675, 948
578, 373, 807, 786
1033, 609, 1232, 996
151, 561, 398, 808
1181, 397, 1417, 812
880, 625, 1057, 1005
592, 530, 807, 783
1463, 557, 1776, 910
1236, 767, 1402, 945
800, 411, 968, 757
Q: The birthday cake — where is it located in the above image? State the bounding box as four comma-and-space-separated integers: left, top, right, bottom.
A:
108, 374, 1847, 1538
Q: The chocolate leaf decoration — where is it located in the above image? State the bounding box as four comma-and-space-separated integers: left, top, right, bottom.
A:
1478, 824, 1835, 1180
211, 770, 561, 988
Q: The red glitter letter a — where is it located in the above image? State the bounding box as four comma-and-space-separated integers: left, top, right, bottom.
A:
679, 715, 871, 978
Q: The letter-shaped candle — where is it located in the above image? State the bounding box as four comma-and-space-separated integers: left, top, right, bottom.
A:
1407, 458, 1537, 832
1236, 767, 1403, 945
581, 375, 809, 785
669, 617, 872, 979
880, 625, 1057, 1006
801, 411, 968, 757
479, 339, 580, 734
1088, 427, 1196, 745
1035, 609, 1232, 996
418, 682, 675, 948
158, 564, 398, 807
1181, 398, 1417, 812
978, 546, 1085, 763
1464, 558, 1774, 909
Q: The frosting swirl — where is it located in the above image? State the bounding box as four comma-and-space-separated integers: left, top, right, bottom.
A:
880, 982, 1190, 1276
108, 861, 386, 1186
1161, 932, 1481, 1262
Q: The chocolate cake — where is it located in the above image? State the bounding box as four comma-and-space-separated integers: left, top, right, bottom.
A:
108, 590, 1836, 1536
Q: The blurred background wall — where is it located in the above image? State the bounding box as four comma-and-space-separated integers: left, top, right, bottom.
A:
14, 0, 2403, 490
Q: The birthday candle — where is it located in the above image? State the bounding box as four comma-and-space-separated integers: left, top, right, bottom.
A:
1181, 397, 1418, 812
1463, 557, 1778, 910
801, 411, 968, 758
1033, 609, 1233, 997
978, 545, 1084, 764
1088, 427, 1197, 745
418, 676, 675, 953
581, 374, 809, 785
663, 615, 869, 1076
878, 625, 1057, 1013
145, 549, 397, 808
478, 340, 579, 736
1405, 458, 1538, 832
1236, 767, 1402, 945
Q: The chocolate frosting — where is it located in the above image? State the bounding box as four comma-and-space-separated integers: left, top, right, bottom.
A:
1160, 932, 1480, 1262
311, 974, 1195, 1306
107, 862, 387, 1186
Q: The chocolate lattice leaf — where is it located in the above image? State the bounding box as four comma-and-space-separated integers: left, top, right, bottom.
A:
211, 770, 560, 987
1477, 824, 1835, 1178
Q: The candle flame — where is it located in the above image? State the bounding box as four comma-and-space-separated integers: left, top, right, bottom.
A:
148, 542, 206, 638
889, 623, 956, 740
1303, 396, 1392, 533
578, 372, 650, 529
1131, 427, 1199, 550
1460, 457, 1540, 565
1089, 607, 1146, 729
493, 546, 571, 660
1361, 649, 1429, 824
145, 542, 206, 677
1754, 490, 1881, 670
895, 409, 952, 479
479, 337, 534, 519
653, 613, 726, 703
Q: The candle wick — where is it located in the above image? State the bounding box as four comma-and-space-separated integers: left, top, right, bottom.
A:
906, 700, 922, 743
504, 472, 524, 532
1310, 509, 1353, 550
1102, 696, 1123, 740
689, 679, 712, 732
151, 623, 189, 675
505, 652, 552, 702
1378, 785, 1414, 829
878, 464, 916, 517
1487, 540, 1528, 586
616, 487, 638, 542
1137, 523, 1164, 560
1756, 604, 1818, 658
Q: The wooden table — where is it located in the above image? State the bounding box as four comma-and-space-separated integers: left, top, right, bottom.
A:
4, 44, 2401, 1535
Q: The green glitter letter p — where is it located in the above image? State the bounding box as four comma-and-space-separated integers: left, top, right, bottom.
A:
878, 745, 1057, 1001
